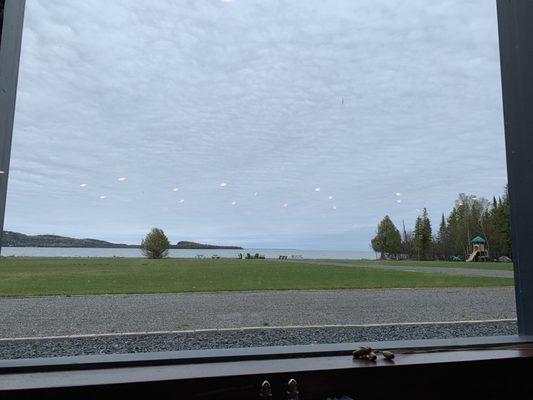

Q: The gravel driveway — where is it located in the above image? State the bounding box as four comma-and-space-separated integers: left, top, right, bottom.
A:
0, 287, 516, 338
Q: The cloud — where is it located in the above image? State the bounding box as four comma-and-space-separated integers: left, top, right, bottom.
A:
6, 0, 506, 249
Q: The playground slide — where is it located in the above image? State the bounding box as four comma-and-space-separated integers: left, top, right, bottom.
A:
466, 250, 479, 262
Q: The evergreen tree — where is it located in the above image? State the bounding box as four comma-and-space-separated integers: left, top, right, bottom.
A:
140, 228, 171, 259
501, 189, 512, 256
371, 216, 402, 260
413, 208, 433, 260
486, 188, 512, 259
435, 214, 448, 260
413, 216, 423, 260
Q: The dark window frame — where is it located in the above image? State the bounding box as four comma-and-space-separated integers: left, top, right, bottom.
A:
1, 0, 533, 393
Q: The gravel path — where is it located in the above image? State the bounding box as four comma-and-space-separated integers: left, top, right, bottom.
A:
0, 321, 517, 360
0, 288, 516, 338
302, 261, 514, 278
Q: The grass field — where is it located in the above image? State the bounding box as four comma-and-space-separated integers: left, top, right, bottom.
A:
0, 258, 513, 296
317, 259, 514, 271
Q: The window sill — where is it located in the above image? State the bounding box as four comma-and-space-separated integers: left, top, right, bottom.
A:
1, 335, 533, 396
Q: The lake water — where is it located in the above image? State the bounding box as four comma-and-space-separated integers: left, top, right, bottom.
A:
0, 247, 376, 260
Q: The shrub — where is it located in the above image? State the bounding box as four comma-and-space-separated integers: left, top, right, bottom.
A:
140, 228, 170, 259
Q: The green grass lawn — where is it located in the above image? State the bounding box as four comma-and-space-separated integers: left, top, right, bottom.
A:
0, 258, 513, 297
316, 259, 514, 271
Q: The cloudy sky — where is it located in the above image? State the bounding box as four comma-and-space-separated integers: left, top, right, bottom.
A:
6, 0, 507, 250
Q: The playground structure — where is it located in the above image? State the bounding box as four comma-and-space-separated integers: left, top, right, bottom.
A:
466, 236, 489, 262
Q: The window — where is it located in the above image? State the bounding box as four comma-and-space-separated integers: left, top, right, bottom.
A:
0, 0, 526, 365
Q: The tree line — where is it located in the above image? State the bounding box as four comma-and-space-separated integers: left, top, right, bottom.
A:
371, 188, 511, 261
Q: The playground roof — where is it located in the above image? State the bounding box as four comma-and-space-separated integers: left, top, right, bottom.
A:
471, 236, 486, 244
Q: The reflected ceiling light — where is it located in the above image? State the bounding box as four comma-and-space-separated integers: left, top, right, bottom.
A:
172, 188, 179, 192
80, 183, 87, 187
396, 199, 402, 203
315, 187, 321, 192
254, 192, 259, 197
332, 205, 337, 210
99, 195, 107, 199
222, 0, 233, 3
179, 199, 185, 203
117, 177, 126, 182
0, 170, 5, 175
231, 201, 237, 206
220, 182, 228, 188
395, 192, 401, 197
282, 203, 289, 208
328, 195, 334, 200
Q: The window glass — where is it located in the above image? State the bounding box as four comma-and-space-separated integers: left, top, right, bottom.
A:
0, 0, 513, 359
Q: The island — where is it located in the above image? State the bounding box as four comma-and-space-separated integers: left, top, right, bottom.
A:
172, 241, 243, 250
1, 231, 243, 250
1, 231, 136, 248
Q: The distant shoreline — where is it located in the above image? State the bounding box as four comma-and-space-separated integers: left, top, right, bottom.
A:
1, 232, 242, 250
1, 244, 243, 250
0, 247, 377, 260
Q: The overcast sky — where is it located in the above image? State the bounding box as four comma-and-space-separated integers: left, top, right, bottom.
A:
6, 0, 507, 250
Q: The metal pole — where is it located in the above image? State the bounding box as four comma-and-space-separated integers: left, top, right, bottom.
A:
497, 0, 533, 335
0, 0, 25, 255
